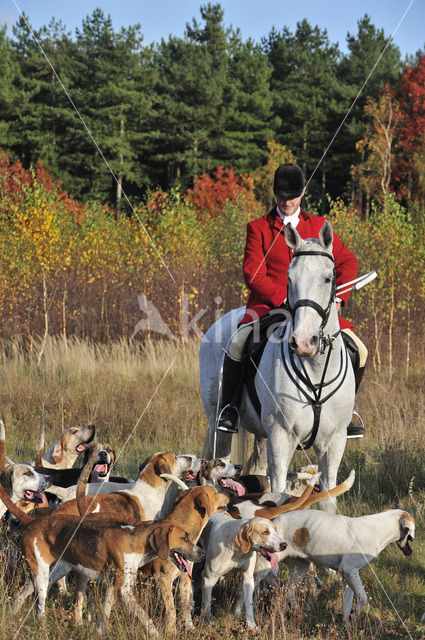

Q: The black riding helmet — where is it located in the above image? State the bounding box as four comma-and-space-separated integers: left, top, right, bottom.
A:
273, 163, 305, 200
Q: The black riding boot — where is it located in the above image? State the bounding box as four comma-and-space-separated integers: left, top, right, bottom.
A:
217, 355, 243, 433
347, 365, 366, 438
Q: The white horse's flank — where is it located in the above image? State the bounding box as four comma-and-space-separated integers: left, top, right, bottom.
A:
200, 221, 355, 511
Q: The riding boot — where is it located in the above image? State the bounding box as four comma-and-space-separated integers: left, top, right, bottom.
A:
217, 355, 242, 433
347, 365, 366, 439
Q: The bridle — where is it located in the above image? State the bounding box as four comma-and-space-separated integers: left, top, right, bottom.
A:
283, 248, 348, 450
286, 249, 337, 354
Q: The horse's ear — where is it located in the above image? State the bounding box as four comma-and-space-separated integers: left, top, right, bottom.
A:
285, 222, 302, 250
319, 220, 333, 251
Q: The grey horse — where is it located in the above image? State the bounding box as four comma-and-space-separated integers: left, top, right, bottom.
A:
200, 221, 355, 511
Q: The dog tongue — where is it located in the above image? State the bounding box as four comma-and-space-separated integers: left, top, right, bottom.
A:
40, 492, 48, 504
185, 470, 197, 482
260, 548, 278, 568
76, 443, 89, 452
219, 478, 246, 496
177, 554, 192, 580
91, 464, 107, 482
269, 552, 278, 568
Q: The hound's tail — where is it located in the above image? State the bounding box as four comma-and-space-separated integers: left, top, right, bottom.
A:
253, 470, 355, 519
0, 420, 6, 471
76, 444, 102, 516
300, 469, 355, 508
35, 419, 46, 467
0, 483, 34, 526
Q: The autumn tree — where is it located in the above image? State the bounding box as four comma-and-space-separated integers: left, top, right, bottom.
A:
352, 84, 400, 216
396, 54, 425, 206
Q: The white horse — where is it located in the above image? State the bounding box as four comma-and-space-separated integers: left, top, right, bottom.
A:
200, 221, 355, 511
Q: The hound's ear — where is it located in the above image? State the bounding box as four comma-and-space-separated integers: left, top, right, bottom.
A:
235, 523, 253, 554
194, 491, 212, 519
0, 467, 13, 497
284, 222, 302, 251
319, 220, 333, 252
154, 455, 173, 477
400, 512, 415, 538
149, 525, 171, 561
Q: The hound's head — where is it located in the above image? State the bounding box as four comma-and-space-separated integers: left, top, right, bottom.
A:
198, 457, 243, 491
397, 511, 415, 557
235, 517, 287, 566
0, 464, 52, 502
84, 442, 116, 482
47, 424, 96, 466
149, 524, 205, 578
173, 485, 229, 520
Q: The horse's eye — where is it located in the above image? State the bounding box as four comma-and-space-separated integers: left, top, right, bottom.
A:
324, 277, 331, 283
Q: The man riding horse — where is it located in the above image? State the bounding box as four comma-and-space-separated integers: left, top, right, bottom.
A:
217, 163, 367, 438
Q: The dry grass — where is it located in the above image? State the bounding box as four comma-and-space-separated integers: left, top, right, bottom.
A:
1, 336, 425, 639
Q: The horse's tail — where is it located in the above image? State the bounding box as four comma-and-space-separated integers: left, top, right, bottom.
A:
0, 483, 34, 526
253, 470, 355, 519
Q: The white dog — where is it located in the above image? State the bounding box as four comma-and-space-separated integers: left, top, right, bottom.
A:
254, 508, 415, 622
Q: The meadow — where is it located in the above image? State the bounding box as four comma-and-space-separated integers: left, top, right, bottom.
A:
0, 335, 425, 640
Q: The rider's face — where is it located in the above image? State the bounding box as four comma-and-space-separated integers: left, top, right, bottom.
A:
276, 187, 306, 217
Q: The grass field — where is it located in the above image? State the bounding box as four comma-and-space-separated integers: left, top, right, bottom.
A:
1, 336, 425, 640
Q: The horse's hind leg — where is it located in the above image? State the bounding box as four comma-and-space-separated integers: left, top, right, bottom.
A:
246, 434, 268, 475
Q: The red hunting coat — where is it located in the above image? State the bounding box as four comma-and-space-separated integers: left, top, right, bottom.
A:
241, 207, 358, 330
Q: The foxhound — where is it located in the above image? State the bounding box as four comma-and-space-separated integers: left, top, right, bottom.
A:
140, 485, 229, 634
257, 508, 415, 622
200, 513, 286, 629
227, 470, 355, 519
39, 424, 96, 469
0, 483, 204, 637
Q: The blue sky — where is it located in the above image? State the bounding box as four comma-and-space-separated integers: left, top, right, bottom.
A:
0, 0, 423, 58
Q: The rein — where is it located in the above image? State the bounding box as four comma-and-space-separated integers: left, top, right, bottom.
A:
283, 248, 347, 450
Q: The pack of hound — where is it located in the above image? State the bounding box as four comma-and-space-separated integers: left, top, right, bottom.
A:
0, 419, 415, 634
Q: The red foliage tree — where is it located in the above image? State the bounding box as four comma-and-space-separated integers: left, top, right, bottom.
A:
395, 55, 425, 202
186, 166, 257, 218
0, 150, 86, 222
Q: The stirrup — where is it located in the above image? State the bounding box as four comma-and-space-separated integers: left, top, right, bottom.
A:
347, 410, 365, 439
217, 404, 240, 434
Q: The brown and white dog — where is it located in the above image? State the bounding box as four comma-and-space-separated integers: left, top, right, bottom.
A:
227, 470, 355, 520
140, 485, 229, 634
34, 442, 122, 488
0, 483, 204, 637
38, 424, 96, 469
200, 513, 287, 629
0, 420, 52, 519
51, 451, 199, 521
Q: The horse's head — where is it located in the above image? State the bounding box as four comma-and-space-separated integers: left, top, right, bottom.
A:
285, 220, 336, 357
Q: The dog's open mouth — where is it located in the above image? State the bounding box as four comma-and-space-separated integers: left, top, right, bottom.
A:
218, 477, 246, 496
75, 426, 96, 452
171, 551, 193, 579
23, 490, 47, 504
259, 547, 279, 568
91, 462, 110, 481
400, 540, 413, 556
184, 469, 197, 482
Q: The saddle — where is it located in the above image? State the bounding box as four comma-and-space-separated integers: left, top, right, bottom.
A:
240, 311, 359, 418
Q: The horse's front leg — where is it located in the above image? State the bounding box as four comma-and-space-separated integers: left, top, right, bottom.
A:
316, 436, 346, 512
267, 424, 295, 492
